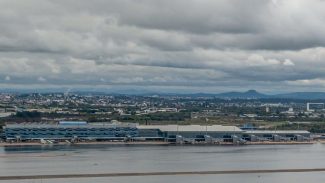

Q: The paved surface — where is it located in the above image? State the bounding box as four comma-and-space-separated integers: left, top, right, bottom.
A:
1, 168, 325, 180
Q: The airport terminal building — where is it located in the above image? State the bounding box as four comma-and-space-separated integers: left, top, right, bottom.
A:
2, 121, 311, 143
137, 125, 243, 142
3, 121, 138, 141
242, 130, 311, 142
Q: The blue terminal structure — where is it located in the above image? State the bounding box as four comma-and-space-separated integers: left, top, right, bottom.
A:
4, 121, 138, 141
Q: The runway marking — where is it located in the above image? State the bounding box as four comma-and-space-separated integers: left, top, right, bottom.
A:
1, 168, 325, 180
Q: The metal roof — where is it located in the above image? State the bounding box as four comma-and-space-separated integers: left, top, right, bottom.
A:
137, 125, 242, 132
59, 121, 87, 125
244, 130, 310, 134
4, 122, 137, 128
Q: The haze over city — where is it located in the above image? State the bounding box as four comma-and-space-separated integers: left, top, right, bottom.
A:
1, 0, 325, 93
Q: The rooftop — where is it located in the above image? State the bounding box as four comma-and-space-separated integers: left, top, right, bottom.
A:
244, 130, 310, 134
137, 125, 242, 132
4, 121, 137, 128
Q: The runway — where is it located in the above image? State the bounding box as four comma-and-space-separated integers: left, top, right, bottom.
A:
1, 168, 325, 180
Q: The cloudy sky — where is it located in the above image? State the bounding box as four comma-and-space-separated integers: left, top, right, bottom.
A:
1, 0, 325, 93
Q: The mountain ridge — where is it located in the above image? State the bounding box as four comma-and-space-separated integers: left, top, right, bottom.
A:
1, 88, 325, 99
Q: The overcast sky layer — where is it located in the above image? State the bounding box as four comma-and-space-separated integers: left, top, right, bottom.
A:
1, 0, 325, 93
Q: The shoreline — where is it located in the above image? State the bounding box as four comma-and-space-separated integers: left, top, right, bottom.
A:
0, 140, 321, 147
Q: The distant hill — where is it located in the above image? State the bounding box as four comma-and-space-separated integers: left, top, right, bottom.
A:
163, 90, 325, 100
211, 91, 325, 100
273, 92, 325, 100
214, 90, 267, 99
2, 88, 325, 99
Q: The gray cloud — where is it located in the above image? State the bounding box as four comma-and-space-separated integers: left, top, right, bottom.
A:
1, 0, 325, 93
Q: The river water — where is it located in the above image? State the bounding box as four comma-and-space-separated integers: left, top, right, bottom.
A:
1, 143, 325, 183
